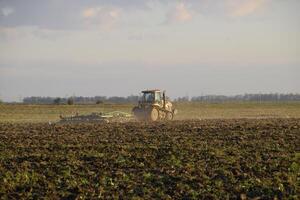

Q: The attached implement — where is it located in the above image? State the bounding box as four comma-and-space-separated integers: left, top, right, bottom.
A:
58, 111, 133, 124
132, 89, 177, 122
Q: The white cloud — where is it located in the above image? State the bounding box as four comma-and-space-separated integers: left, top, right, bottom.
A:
82, 8, 97, 18
81, 6, 121, 30
1, 7, 14, 17
229, 0, 267, 17
166, 2, 193, 23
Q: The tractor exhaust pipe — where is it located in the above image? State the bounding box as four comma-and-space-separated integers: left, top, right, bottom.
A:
163, 91, 166, 109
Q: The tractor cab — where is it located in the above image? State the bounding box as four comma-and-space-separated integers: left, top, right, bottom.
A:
141, 90, 162, 104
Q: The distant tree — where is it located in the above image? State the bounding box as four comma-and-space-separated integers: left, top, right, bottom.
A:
96, 100, 104, 104
0, 99, 2, 104
108, 96, 127, 103
126, 95, 139, 103
53, 97, 61, 105
67, 98, 74, 105
21, 93, 300, 104
175, 96, 189, 102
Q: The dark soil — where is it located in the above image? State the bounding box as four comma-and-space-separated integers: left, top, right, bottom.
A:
0, 119, 299, 199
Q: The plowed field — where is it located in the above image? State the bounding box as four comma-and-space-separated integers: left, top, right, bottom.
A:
0, 119, 299, 199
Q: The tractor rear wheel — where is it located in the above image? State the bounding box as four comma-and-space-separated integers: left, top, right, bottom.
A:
149, 107, 159, 121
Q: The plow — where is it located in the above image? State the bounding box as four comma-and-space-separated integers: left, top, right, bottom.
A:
58, 111, 133, 124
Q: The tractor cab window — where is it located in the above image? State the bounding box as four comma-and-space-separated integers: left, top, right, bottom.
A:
155, 92, 161, 102
143, 92, 155, 102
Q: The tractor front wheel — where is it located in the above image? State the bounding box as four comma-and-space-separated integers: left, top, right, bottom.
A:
148, 107, 159, 122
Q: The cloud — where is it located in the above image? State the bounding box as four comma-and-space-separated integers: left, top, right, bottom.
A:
82, 7, 121, 20
0, 0, 269, 31
1, 7, 14, 17
81, 6, 121, 30
229, 0, 267, 17
166, 2, 193, 23
0, 1, 129, 30
82, 8, 97, 18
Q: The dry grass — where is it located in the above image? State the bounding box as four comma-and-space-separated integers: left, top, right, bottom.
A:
0, 102, 300, 123
174, 102, 300, 120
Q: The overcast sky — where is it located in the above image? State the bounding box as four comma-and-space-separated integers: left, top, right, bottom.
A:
0, 0, 299, 101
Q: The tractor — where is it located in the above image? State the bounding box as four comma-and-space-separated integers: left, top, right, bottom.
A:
132, 89, 177, 121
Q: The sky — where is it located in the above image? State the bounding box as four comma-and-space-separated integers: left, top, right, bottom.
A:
0, 0, 299, 101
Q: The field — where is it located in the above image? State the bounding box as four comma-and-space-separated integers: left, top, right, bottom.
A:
0, 103, 299, 199
1, 102, 300, 123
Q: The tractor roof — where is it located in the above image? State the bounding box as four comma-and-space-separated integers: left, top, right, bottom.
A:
142, 89, 161, 93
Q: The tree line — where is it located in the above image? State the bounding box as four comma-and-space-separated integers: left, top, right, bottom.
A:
23, 95, 139, 104
175, 93, 300, 102
22, 93, 300, 104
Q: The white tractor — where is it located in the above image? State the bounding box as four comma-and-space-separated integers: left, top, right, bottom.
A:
132, 89, 177, 121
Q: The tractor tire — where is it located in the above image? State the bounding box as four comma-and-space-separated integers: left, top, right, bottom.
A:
165, 112, 173, 121
149, 107, 159, 122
